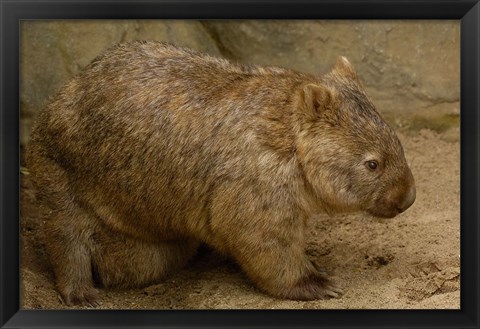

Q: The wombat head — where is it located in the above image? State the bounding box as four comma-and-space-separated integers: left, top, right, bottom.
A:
295, 57, 415, 218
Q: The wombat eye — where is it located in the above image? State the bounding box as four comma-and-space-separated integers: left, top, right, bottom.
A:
366, 160, 378, 170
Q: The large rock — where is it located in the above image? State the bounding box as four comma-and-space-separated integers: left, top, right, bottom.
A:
203, 20, 460, 115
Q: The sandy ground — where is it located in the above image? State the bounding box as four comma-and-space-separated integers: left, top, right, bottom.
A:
20, 128, 460, 310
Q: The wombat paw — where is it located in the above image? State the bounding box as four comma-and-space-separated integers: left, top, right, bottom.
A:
286, 272, 343, 301
60, 286, 100, 307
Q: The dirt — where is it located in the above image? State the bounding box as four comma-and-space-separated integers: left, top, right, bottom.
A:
19, 128, 460, 310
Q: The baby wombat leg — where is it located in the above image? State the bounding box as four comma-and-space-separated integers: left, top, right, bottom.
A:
91, 231, 199, 289
210, 188, 341, 301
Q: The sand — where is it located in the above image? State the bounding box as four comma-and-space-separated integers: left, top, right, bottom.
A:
19, 129, 460, 309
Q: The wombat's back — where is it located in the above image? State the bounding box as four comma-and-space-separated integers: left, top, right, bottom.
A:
27, 41, 308, 243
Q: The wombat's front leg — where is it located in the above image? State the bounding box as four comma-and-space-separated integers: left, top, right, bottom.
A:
210, 188, 342, 300
233, 235, 341, 300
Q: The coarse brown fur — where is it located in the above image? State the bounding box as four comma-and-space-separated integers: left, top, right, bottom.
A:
26, 41, 416, 305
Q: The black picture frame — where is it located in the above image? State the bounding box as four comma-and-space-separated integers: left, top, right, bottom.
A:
1, 0, 479, 328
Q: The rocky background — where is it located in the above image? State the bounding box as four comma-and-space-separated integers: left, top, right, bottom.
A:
20, 20, 459, 147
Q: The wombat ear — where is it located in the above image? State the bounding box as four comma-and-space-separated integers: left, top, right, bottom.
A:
302, 83, 339, 119
332, 56, 359, 81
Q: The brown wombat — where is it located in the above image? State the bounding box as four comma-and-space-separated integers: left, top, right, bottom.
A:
26, 41, 416, 306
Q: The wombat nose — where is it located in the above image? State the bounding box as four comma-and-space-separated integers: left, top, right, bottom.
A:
397, 185, 416, 213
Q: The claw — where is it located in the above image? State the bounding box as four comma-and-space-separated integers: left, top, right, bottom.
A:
325, 290, 339, 298
331, 286, 344, 295
59, 287, 100, 307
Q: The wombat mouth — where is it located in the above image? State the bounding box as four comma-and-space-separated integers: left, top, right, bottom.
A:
367, 208, 399, 219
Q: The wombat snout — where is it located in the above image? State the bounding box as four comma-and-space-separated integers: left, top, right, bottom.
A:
372, 175, 416, 218
397, 184, 416, 213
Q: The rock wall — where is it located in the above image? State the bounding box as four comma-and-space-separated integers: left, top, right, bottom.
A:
20, 20, 460, 146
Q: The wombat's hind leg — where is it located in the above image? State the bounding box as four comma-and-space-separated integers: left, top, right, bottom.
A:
91, 233, 199, 289
44, 203, 100, 306
29, 154, 99, 306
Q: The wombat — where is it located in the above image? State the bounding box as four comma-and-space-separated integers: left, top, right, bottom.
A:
26, 41, 416, 306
